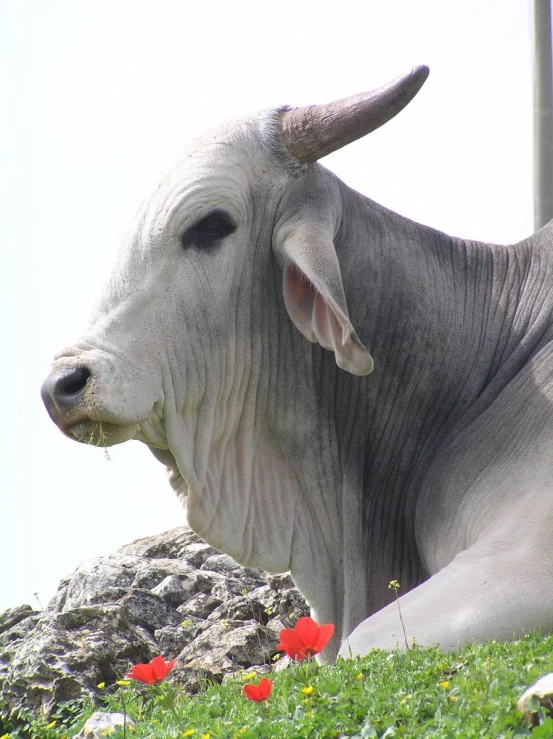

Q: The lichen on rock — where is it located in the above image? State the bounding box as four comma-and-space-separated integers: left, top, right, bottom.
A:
0, 526, 308, 729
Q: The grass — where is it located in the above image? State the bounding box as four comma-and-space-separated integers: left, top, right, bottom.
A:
3, 634, 553, 738
75, 421, 111, 448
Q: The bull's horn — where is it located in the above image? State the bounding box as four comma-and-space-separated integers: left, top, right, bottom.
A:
281, 65, 429, 163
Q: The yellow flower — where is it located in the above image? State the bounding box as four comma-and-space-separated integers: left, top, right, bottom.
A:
46, 721, 57, 729
439, 680, 450, 689
97, 681, 106, 688
242, 671, 256, 680
182, 731, 195, 737
1, 733, 10, 739
201, 734, 211, 739
305, 711, 312, 718
449, 695, 457, 701
116, 679, 130, 686
301, 686, 314, 695
356, 672, 363, 680
100, 730, 114, 737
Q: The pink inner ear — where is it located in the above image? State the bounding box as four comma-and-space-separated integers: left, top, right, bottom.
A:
284, 264, 345, 351
284, 264, 316, 321
283, 263, 373, 375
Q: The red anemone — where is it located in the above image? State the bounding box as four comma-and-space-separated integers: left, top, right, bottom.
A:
243, 677, 273, 702
277, 616, 335, 660
126, 655, 176, 684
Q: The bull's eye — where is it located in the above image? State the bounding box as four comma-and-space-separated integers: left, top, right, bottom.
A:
181, 210, 236, 250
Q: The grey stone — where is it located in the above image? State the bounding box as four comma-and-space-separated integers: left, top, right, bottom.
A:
0, 525, 309, 730
193, 570, 225, 594
73, 711, 135, 739
266, 573, 296, 591
61, 555, 140, 610
201, 553, 243, 576
0, 604, 156, 721
180, 541, 218, 568
130, 559, 196, 592
0, 604, 36, 634
171, 620, 277, 688
154, 625, 191, 657
211, 575, 265, 601
206, 595, 270, 626
151, 574, 189, 608
178, 592, 222, 620
117, 527, 198, 559
201, 554, 265, 582
117, 589, 182, 632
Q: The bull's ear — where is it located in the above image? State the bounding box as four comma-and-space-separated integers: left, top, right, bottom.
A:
274, 221, 373, 376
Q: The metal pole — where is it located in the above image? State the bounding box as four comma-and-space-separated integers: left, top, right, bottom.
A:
533, 0, 553, 230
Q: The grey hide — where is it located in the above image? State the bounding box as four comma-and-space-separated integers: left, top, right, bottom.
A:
41, 66, 553, 662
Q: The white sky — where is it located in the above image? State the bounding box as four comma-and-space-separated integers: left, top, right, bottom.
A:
1, 0, 533, 612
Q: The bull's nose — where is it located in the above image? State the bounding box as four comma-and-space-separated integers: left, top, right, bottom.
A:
41, 366, 91, 417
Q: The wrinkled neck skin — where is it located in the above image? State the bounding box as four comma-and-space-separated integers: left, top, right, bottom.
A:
96, 163, 553, 663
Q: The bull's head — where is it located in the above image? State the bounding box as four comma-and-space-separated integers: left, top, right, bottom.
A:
41, 67, 428, 578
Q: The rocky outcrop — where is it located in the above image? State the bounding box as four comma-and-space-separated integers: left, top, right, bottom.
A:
0, 527, 308, 726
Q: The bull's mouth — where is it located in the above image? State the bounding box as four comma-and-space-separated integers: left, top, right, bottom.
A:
67, 419, 140, 447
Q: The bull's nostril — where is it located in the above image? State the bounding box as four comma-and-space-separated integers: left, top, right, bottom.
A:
55, 367, 91, 398
41, 365, 92, 421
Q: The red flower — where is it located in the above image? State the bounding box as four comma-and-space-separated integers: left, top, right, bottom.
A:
126, 655, 176, 684
277, 616, 335, 660
243, 677, 273, 702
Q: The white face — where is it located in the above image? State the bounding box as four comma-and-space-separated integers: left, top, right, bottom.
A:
41, 111, 359, 572
42, 113, 292, 491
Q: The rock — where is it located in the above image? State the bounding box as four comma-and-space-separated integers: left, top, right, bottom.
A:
211, 575, 265, 601
0, 604, 36, 634
251, 583, 310, 628
154, 624, 192, 656
117, 589, 182, 632
73, 711, 135, 738
117, 527, 199, 559
201, 553, 243, 576
193, 569, 225, 594
518, 673, 553, 724
206, 595, 270, 626
61, 555, 139, 610
0, 605, 156, 721
180, 541, 217, 568
178, 592, 222, 620
266, 573, 296, 591
0, 525, 308, 729
151, 574, 189, 608
170, 620, 278, 692
130, 559, 197, 592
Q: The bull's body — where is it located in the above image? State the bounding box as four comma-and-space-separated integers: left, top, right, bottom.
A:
42, 68, 553, 660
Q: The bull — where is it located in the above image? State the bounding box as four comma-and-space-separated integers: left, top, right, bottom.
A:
41, 66, 553, 660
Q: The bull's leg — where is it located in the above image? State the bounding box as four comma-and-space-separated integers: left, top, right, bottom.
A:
338, 517, 553, 656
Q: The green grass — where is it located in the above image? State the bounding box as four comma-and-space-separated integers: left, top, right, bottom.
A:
75, 420, 111, 447
4, 634, 553, 738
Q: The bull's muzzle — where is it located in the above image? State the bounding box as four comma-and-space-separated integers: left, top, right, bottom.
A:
41, 366, 91, 429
